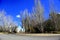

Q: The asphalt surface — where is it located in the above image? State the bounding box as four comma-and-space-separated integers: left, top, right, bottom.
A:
0, 34, 60, 40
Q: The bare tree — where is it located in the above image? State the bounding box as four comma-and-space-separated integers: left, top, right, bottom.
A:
49, 0, 58, 31
21, 9, 29, 32
0, 10, 7, 32
6, 15, 15, 32
32, 0, 44, 32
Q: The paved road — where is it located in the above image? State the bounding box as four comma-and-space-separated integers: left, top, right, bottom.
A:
0, 34, 60, 40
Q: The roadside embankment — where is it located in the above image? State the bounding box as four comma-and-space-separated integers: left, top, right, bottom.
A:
0, 32, 60, 36
15, 33, 60, 36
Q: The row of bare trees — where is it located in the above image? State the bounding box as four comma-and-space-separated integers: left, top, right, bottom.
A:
21, 0, 60, 33
0, 10, 17, 33
0, 0, 59, 33
21, 0, 44, 33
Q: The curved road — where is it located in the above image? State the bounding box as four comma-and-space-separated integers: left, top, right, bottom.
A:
0, 34, 60, 40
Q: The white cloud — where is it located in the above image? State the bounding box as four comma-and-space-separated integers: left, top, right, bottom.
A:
16, 15, 20, 18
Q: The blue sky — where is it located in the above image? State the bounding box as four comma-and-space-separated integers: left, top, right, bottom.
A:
0, 0, 60, 27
